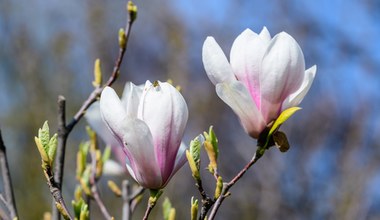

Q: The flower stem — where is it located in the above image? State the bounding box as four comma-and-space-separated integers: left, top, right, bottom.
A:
207, 148, 265, 220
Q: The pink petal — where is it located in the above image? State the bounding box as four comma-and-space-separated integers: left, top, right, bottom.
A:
202, 37, 236, 85
230, 28, 269, 109
138, 81, 188, 182
121, 118, 162, 189
216, 81, 266, 138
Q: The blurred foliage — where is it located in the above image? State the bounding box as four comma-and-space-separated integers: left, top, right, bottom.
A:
1, 0, 380, 219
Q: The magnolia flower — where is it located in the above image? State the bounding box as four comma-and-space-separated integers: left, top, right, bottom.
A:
99, 81, 188, 189
202, 27, 316, 138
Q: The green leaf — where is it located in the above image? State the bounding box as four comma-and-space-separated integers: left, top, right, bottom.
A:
268, 107, 301, 137
48, 133, 58, 163
186, 150, 200, 180
266, 107, 301, 146
203, 126, 219, 174
162, 197, 175, 220
162, 197, 172, 220
190, 197, 198, 220
102, 146, 111, 163
38, 121, 50, 151
189, 135, 203, 170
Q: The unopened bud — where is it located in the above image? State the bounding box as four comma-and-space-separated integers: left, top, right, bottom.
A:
127, 1, 138, 22
118, 28, 126, 49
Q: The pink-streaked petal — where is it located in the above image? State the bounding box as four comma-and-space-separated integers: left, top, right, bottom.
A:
138, 81, 188, 182
202, 37, 236, 85
282, 65, 317, 110
259, 26, 271, 43
230, 28, 269, 109
216, 81, 266, 138
260, 32, 305, 122
100, 87, 128, 141
121, 82, 144, 118
121, 118, 162, 189
163, 142, 188, 187
85, 102, 120, 149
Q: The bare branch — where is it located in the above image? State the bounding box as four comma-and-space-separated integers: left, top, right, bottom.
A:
0, 129, 18, 219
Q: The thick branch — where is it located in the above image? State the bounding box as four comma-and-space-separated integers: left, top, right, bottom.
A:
0, 129, 18, 219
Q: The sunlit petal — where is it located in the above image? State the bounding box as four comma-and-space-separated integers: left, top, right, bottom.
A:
202, 37, 236, 85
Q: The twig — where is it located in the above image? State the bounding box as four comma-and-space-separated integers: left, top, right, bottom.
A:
196, 179, 214, 220
90, 151, 113, 220
122, 180, 131, 220
45, 165, 74, 220
142, 201, 155, 220
207, 149, 264, 220
0, 194, 12, 220
51, 6, 135, 220
121, 181, 144, 220
0, 129, 18, 219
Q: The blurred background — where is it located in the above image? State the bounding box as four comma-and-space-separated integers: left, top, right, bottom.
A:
1, 0, 380, 219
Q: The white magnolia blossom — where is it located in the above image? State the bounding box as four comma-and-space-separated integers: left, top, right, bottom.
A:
203, 27, 316, 138
99, 81, 188, 189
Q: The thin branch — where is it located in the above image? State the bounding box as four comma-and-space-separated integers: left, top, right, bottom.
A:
196, 179, 214, 220
0, 129, 18, 219
90, 151, 113, 220
45, 165, 74, 220
51, 7, 135, 220
122, 180, 131, 220
0, 194, 12, 220
207, 149, 264, 220
142, 201, 155, 220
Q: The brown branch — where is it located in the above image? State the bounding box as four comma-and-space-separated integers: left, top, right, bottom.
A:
89, 151, 113, 220
45, 165, 73, 220
196, 178, 214, 220
142, 201, 155, 220
0, 129, 18, 219
51, 6, 136, 220
207, 149, 264, 220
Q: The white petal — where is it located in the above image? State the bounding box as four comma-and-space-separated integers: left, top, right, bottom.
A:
103, 159, 126, 176
230, 28, 269, 109
216, 81, 266, 138
260, 32, 305, 122
121, 82, 144, 118
282, 65, 317, 110
138, 81, 188, 181
259, 26, 271, 43
202, 37, 236, 85
99, 87, 128, 141
85, 102, 120, 149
